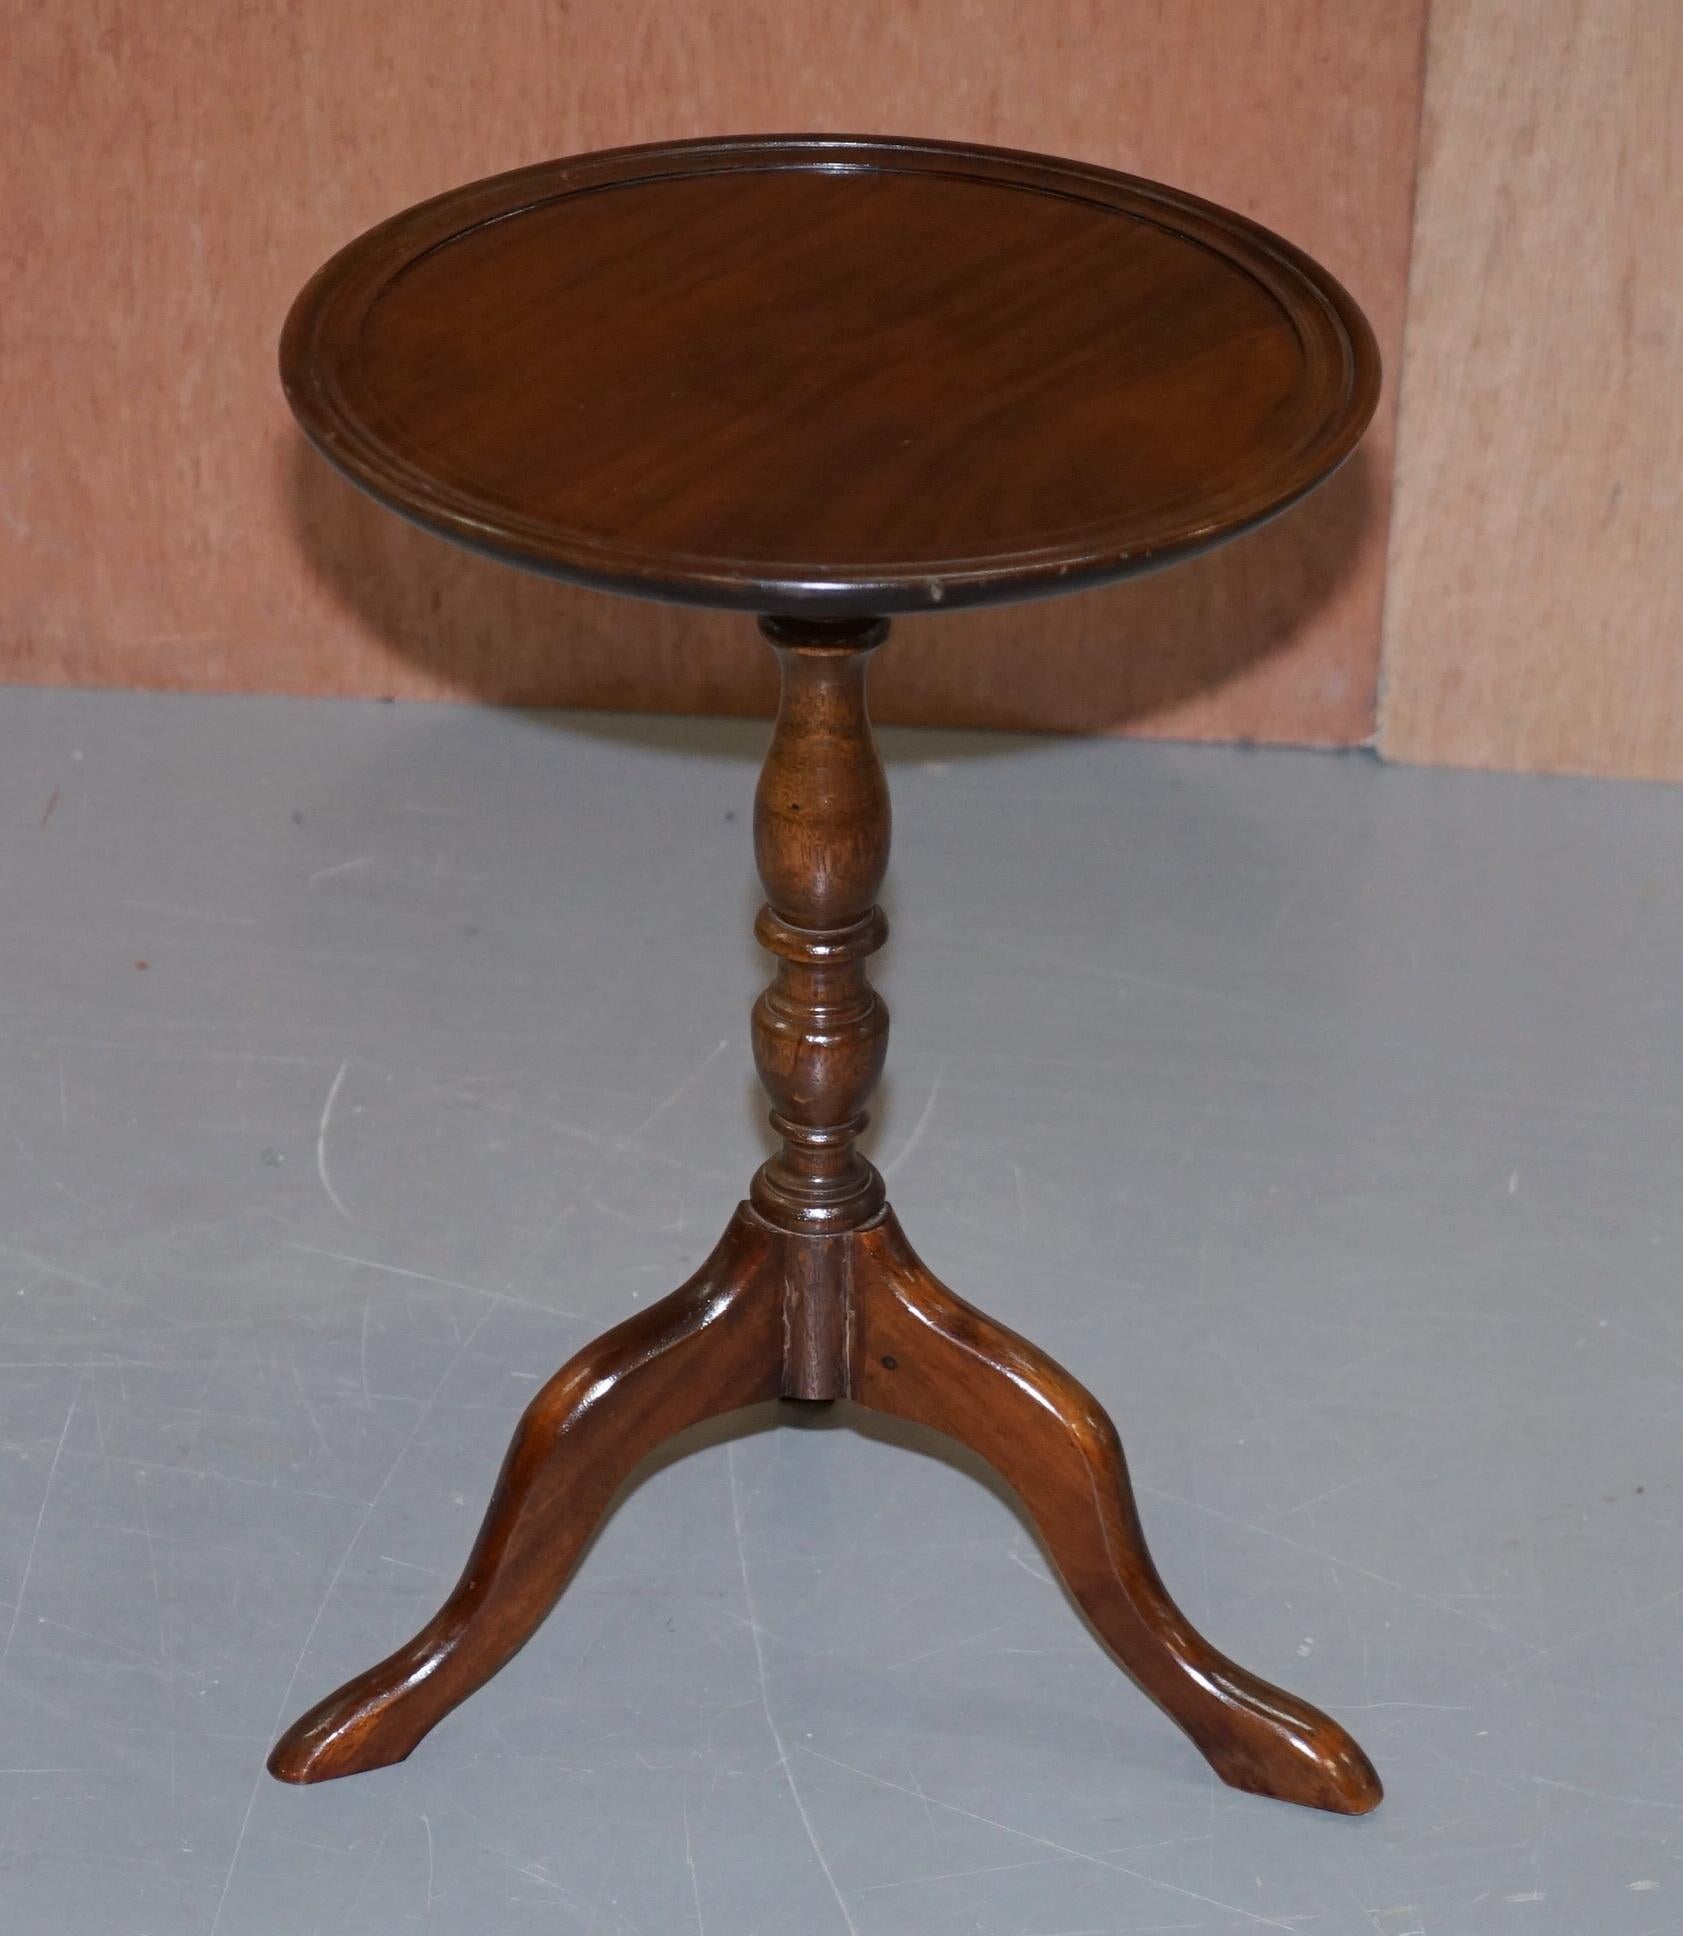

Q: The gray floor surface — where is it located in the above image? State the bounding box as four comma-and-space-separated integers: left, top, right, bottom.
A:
0, 686, 1678, 1936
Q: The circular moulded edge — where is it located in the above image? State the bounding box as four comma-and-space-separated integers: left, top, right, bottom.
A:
280, 132, 1382, 616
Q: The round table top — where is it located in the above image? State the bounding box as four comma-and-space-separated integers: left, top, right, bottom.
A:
282, 134, 1380, 618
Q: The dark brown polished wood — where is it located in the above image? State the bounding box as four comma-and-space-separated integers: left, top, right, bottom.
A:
270, 136, 1382, 1813
281, 134, 1378, 618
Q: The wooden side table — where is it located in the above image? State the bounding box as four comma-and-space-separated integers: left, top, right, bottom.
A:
268, 134, 1383, 1814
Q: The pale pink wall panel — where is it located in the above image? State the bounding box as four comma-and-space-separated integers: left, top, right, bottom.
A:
4, 1, 1426, 741
1381, 0, 1683, 780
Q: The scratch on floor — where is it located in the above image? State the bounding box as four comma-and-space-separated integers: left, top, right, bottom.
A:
504, 1035, 731, 1289
620, 1038, 731, 1153
681, 1775, 707, 1936
0, 1122, 88, 1221
1526, 1773, 1683, 1813
0, 1384, 80, 1667
1006, 1546, 1055, 1587
358, 1297, 374, 1409
135, 1467, 168, 1667
307, 856, 374, 886
0, 1243, 114, 1297
849, 1852, 1078, 1896
1134, 1480, 1507, 1636
884, 1620, 1018, 1671
727, 1440, 859, 1936
284, 1241, 589, 1323
797, 1742, 1306, 1932
289, 1367, 335, 1457
206, 1303, 494, 1936
882, 1069, 943, 1179
316, 1059, 355, 1222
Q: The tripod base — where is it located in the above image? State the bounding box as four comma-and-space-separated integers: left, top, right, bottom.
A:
268, 1202, 1381, 1815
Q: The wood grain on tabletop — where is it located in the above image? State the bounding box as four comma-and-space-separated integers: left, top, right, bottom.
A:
280, 139, 1376, 616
